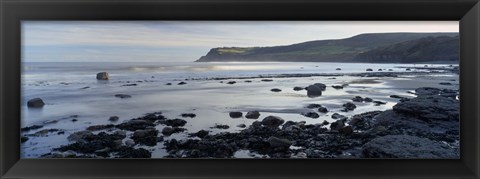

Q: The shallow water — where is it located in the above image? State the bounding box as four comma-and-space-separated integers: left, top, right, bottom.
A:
20, 62, 459, 158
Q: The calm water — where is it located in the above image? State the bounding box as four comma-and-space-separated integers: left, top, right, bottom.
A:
21, 62, 458, 158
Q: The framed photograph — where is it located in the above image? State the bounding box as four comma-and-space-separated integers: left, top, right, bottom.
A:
1, 0, 479, 178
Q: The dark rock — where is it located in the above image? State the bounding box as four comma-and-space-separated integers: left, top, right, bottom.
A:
267, 137, 292, 150
330, 119, 346, 131
338, 126, 353, 135
322, 120, 330, 125
331, 85, 343, 89
21, 136, 29, 143
86, 124, 115, 131
352, 96, 363, 102
348, 111, 382, 130
237, 124, 247, 128
415, 87, 441, 96
229, 112, 243, 118
362, 135, 458, 158
373, 101, 387, 106
343, 102, 357, 111
406, 68, 411, 71
306, 85, 322, 97
181, 113, 196, 118
313, 83, 327, 91
212, 124, 230, 129
96, 72, 109, 80
245, 111, 260, 119
293, 87, 304, 91
166, 83, 172, 85
439, 82, 452, 86
336, 68, 342, 70
244, 80, 252, 83
116, 146, 151, 158
114, 94, 131, 99
378, 69, 382, 71
162, 127, 175, 136
163, 119, 187, 127
331, 113, 346, 120
67, 130, 95, 143
21, 125, 43, 132
27, 98, 45, 108
122, 83, 137, 86
227, 81, 236, 84
303, 112, 320, 118
192, 130, 209, 138
364, 97, 373, 102
178, 82, 187, 85
261, 79, 273, 82
366, 68, 373, 71
109, 116, 119, 122
116, 120, 154, 131
271, 88, 282, 92
261, 116, 285, 128
393, 94, 459, 121
132, 129, 159, 146
306, 104, 322, 109
318, 107, 328, 113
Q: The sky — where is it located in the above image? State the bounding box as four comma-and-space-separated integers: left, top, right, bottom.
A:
22, 21, 459, 62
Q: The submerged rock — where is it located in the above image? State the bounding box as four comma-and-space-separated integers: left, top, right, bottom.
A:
27, 98, 45, 108
293, 87, 304, 91
178, 82, 187, 85
227, 81, 236, 84
181, 113, 196, 118
21, 125, 44, 132
96, 72, 109, 80
270, 88, 282, 92
245, 111, 260, 119
318, 107, 328, 113
261, 79, 273, 82
306, 104, 322, 109
114, 94, 131, 99
362, 135, 458, 158
302, 112, 320, 118
212, 124, 230, 129
331, 85, 343, 89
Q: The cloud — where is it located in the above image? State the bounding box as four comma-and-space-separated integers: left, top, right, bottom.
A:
22, 21, 458, 62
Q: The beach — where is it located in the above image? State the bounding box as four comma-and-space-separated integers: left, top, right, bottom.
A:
20, 62, 460, 158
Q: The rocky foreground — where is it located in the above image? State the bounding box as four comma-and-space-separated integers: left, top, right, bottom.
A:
34, 86, 459, 159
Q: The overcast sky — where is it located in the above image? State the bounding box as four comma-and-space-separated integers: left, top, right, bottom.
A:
22, 21, 459, 62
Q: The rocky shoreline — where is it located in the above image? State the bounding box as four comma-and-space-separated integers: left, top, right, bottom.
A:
32, 85, 459, 159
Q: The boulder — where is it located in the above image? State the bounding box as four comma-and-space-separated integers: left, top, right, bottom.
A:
313, 83, 327, 91
163, 119, 187, 127
343, 102, 357, 111
245, 111, 260, 119
366, 68, 373, 71
364, 97, 373, 102
237, 124, 247, 128
362, 135, 458, 158
96, 72, 109, 80
330, 120, 345, 131
162, 127, 175, 136
392, 94, 459, 121
27, 98, 45, 108
229, 112, 243, 118
338, 126, 353, 135
331, 113, 346, 120
267, 137, 292, 149
352, 96, 363, 102
318, 107, 328, 113
306, 85, 322, 97
303, 112, 320, 118
109, 116, 119, 122
261, 116, 285, 128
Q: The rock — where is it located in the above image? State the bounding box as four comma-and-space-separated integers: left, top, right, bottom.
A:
181, 113, 196, 118
306, 85, 322, 97
229, 112, 243, 118
331, 113, 346, 120
267, 137, 292, 149
71, 119, 78, 122
343, 102, 356, 111
388, 69, 393, 71
330, 120, 345, 131
109, 116, 119, 122
415, 87, 441, 96
293, 87, 304, 91
67, 130, 94, 143
21, 125, 43, 132
178, 82, 187, 85
322, 120, 330, 125
166, 83, 172, 85
96, 72, 109, 80
331, 85, 343, 89
21, 136, 29, 143
237, 124, 247, 128
162, 127, 175, 136
313, 83, 327, 90
244, 80, 252, 83
163, 119, 187, 127
227, 81, 236, 84
338, 126, 353, 135
193, 130, 209, 138
439, 82, 452, 86
116, 146, 151, 158
270, 88, 282, 92
303, 112, 320, 118
132, 129, 159, 146
336, 68, 342, 70
366, 68, 373, 71
318, 107, 328, 113
27, 98, 45, 108
261, 116, 285, 128
116, 120, 155, 131
362, 135, 458, 158
122, 84, 137, 86
348, 111, 382, 130
125, 139, 135, 147
352, 96, 363, 102
392, 94, 459, 121
364, 97, 373, 102
212, 124, 230, 129
378, 69, 382, 71
86, 124, 114, 131
261, 79, 273, 82
306, 104, 322, 109
245, 111, 260, 119
114, 94, 131, 99
373, 101, 387, 106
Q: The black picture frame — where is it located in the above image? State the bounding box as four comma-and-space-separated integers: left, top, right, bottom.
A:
1, 0, 479, 178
